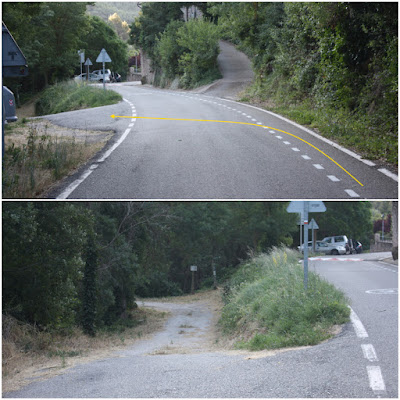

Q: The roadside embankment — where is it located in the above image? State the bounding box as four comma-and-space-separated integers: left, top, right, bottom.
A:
220, 247, 350, 350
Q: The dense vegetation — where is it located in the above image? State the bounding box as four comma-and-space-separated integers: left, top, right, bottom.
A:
3, 201, 374, 336
86, 2, 139, 24
220, 248, 350, 349
209, 2, 398, 164
2, 2, 128, 103
132, 2, 397, 163
130, 2, 221, 88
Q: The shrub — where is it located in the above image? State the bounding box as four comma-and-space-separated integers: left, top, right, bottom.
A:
35, 81, 122, 116
220, 248, 350, 350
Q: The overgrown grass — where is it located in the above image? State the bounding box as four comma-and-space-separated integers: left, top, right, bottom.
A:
220, 248, 350, 350
35, 80, 122, 116
2, 308, 168, 392
242, 75, 398, 165
2, 121, 111, 198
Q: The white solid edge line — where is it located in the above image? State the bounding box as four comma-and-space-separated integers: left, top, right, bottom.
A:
216, 98, 400, 180
97, 128, 131, 163
57, 127, 132, 199
378, 168, 398, 182
57, 169, 94, 199
57, 97, 135, 199
366, 366, 386, 392
349, 306, 369, 338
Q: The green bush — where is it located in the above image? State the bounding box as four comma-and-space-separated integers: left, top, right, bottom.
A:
35, 81, 122, 116
177, 19, 221, 88
220, 248, 350, 350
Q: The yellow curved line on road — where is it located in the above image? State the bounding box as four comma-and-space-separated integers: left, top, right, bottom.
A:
110, 114, 364, 186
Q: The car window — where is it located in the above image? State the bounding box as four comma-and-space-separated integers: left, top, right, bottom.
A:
334, 236, 344, 242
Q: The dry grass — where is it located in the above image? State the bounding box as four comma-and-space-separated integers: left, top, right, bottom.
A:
3, 119, 113, 198
2, 307, 169, 393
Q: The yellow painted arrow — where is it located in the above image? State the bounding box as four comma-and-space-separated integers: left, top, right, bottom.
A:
110, 114, 363, 186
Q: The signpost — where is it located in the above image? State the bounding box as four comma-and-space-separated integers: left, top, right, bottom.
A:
78, 50, 84, 77
96, 48, 112, 91
287, 201, 326, 290
2, 22, 28, 78
84, 58, 92, 81
2, 23, 28, 157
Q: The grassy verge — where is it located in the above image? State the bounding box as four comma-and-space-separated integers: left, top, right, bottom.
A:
241, 76, 398, 166
2, 308, 169, 393
35, 80, 122, 116
3, 119, 112, 198
220, 248, 350, 351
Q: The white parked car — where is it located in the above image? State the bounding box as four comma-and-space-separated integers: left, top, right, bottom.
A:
322, 235, 350, 255
92, 69, 111, 83
298, 241, 331, 254
74, 73, 101, 82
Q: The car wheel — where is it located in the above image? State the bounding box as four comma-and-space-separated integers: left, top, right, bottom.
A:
331, 249, 339, 255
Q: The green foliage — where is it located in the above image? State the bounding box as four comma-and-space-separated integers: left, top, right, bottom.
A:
176, 19, 221, 88
2, 201, 374, 335
87, 2, 140, 25
2, 3, 128, 98
2, 203, 92, 330
155, 20, 185, 79
220, 249, 350, 350
129, 2, 183, 59
212, 2, 398, 164
80, 16, 129, 77
35, 81, 122, 116
82, 234, 97, 337
313, 202, 372, 247
131, 5, 221, 88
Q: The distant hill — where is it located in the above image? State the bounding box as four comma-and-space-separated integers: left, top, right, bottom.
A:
86, 2, 140, 24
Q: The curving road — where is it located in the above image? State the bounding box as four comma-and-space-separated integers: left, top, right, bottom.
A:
44, 42, 397, 199
4, 254, 397, 398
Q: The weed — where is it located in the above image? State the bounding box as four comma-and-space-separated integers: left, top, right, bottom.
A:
3, 122, 110, 198
48, 350, 82, 358
35, 81, 122, 116
220, 247, 350, 350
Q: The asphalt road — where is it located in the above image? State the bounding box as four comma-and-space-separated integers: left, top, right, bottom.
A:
310, 252, 398, 397
4, 253, 398, 398
44, 42, 397, 199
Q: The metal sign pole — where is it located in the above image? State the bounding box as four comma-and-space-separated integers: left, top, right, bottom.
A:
300, 217, 303, 253
303, 201, 309, 291
102, 61, 105, 91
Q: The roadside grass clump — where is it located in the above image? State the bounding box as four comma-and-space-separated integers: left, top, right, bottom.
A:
3, 121, 111, 198
220, 248, 350, 350
35, 80, 122, 116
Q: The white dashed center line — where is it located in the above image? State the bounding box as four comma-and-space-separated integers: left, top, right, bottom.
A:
345, 189, 360, 198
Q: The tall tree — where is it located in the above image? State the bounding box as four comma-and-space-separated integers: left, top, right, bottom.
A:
82, 233, 97, 336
